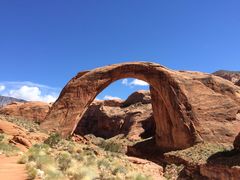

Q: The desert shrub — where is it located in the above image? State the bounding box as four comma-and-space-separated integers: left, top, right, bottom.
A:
72, 152, 84, 162
0, 142, 20, 156
26, 165, 37, 180
0, 133, 4, 142
99, 139, 124, 153
84, 155, 97, 166
126, 173, 153, 180
44, 133, 61, 148
98, 159, 111, 170
57, 151, 72, 171
18, 154, 28, 164
73, 167, 98, 180
44, 168, 65, 180
112, 165, 128, 175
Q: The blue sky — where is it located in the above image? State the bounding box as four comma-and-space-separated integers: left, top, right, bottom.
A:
0, 1, 240, 102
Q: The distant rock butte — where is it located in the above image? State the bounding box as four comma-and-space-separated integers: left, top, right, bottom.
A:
75, 90, 155, 141
0, 101, 51, 122
0, 95, 26, 107
213, 70, 240, 86
41, 62, 240, 151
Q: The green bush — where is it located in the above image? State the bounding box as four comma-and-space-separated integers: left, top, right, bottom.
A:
44, 133, 61, 148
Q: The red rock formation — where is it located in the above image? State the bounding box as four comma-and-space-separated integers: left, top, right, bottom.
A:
41, 62, 240, 151
75, 90, 155, 140
0, 101, 51, 122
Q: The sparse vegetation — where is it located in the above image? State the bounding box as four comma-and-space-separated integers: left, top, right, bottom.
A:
0, 114, 40, 132
0, 133, 20, 156
165, 142, 231, 165
44, 133, 61, 148
19, 134, 154, 179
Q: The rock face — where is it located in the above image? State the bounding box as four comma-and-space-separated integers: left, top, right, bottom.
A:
0, 101, 51, 122
213, 70, 240, 86
75, 90, 155, 140
41, 62, 240, 151
234, 133, 240, 150
0, 95, 26, 107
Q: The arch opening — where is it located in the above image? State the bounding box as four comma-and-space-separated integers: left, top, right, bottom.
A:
73, 78, 156, 142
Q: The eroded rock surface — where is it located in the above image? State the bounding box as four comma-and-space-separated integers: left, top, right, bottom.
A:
75, 90, 155, 140
41, 62, 240, 151
0, 101, 51, 122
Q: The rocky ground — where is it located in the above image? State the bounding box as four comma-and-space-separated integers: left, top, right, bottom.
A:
0, 113, 239, 180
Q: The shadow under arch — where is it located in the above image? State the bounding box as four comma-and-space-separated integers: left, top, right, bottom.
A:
41, 62, 199, 151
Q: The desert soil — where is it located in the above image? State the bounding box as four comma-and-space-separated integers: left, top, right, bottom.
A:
0, 155, 27, 180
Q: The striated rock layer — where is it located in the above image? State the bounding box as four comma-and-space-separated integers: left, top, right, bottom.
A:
0, 101, 51, 122
75, 90, 155, 140
41, 62, 240, 151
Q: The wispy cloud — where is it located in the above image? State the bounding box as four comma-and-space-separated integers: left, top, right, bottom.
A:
0, 81, 60, 103
103, 95, 121, 100
0, 85, 5, 91
121, 78, 149, 87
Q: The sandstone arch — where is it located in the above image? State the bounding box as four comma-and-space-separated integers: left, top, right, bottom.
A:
41, 62, 240, 151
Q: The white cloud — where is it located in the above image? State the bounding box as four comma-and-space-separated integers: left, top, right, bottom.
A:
0, 85, 5, 91
103, 95, 121, 100
121, 78, 149, 87
129, 79, 149, 86
0, 81, 60, 103
6, 85, 57, 103
121, 79, 128, 85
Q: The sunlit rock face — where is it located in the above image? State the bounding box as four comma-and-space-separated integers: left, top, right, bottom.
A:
41, 62, 240, 151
